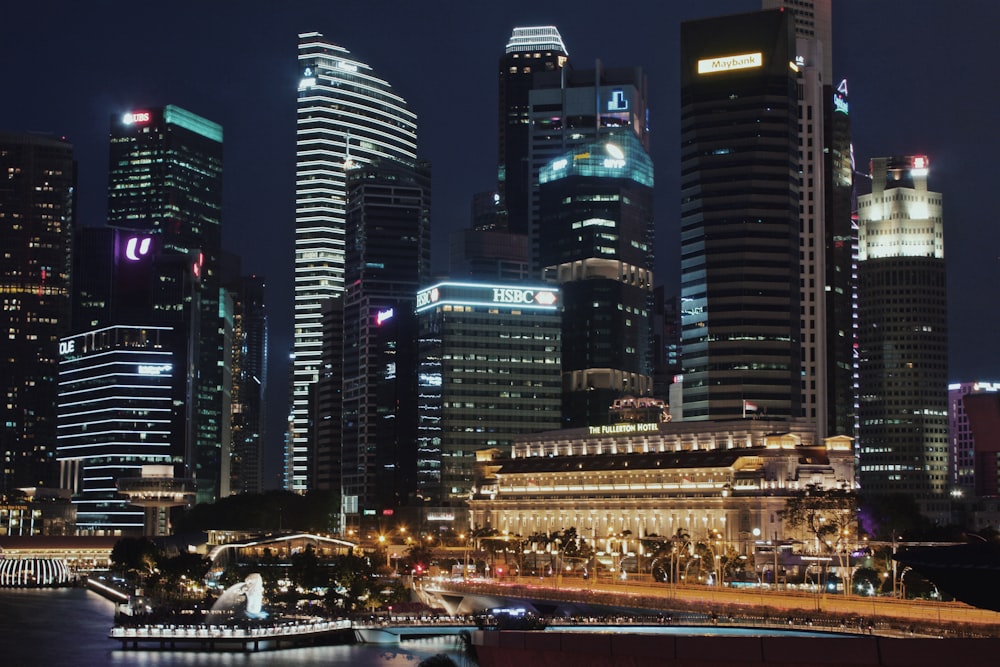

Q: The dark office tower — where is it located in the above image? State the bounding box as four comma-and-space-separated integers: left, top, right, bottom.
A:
108, 106, 224, 504
538, 132, 654, 427
312, 295, 343, 495
857, 156, 948, 518
340, 160, 430, 517
679, 10, 801, 421
449, 191, 529, 281
528, 64, 650, 274
498, 26, 568, 236
652, 287, 682, 404
292, 33, 418, 493
824, 79, 857, 439
764, 0, 856, 440
224, 270, 268, 496
0, 133, 75, 493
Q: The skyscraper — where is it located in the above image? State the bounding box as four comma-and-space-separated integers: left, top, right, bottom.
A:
764, 0, 857, 440
679, 9, 801, 421
498, 26, 568, 236
527, 63, 649, 274
340, 159, 430, 517
0, 132, 75, 493
538, 132, 655, 426
224, 269, 267, 496
108, 106, 224, 504
292, 32, 417, 492
857, 156, 948, 514
415, 281, 562, 507
61, 229, 203, 535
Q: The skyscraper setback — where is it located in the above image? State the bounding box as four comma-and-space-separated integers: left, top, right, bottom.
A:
0, 132, 76, 493
292, 32, 417, 492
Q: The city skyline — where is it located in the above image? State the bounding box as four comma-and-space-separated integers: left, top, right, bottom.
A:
3, 1, 998, 486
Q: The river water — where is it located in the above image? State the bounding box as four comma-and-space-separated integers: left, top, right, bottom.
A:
0, 588, 471, 667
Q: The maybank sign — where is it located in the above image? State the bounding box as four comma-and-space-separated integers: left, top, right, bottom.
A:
588, 423, 660, 436
697, 52, 763, 75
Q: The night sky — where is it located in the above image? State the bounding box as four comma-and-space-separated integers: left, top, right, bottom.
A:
4, 1, 997, 487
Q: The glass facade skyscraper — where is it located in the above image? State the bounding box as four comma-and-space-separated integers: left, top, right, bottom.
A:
538, 132, 655, 427
0, 132, 75, 493
679, 10, 801, 422
291, 32, 417, 492
107, 106, 224, 504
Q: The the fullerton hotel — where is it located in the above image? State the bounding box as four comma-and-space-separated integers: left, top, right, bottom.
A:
468, 418, 854, 553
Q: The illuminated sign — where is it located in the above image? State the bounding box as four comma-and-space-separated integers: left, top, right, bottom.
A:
59, 340, 75, 356
137, 364, 172, 376
416, 287, 441, 309
587, 422, 660, 436
603, 158, 626, 169
124, 236, 152, 261
492, 288, 558, 306
552, 158, 568, 170
834, 95, 848, 115
427, 512, 455, 522
607, 89, 628, 111
122, 111, 151, 125
697, 52, 763, 75
376, 308, 394, 326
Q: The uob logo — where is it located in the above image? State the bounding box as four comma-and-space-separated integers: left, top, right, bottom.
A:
124, 236, 152, 261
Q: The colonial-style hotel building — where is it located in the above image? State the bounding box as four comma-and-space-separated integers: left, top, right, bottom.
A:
469, 417, 853, 552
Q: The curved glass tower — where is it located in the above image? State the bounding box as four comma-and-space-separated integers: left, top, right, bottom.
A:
291, 32, 417, 491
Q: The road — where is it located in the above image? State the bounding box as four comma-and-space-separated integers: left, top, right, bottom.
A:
431, 575, 1000, 627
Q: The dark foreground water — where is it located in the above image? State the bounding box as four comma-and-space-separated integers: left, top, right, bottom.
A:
0, 588, 471, 667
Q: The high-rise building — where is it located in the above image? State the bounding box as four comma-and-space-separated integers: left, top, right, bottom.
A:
0, 132, 75, 494
764, 0, 857, 440
679, 9, 801, 421
948, 382, 1000, 496
291, 32, 418, 492
57, 324, 190, 535
108, 106, 224, 504
538, 132, 655, 426
415, 281, 562, 506
224, 270, 267, 496
498, 26, 568, 236
527, 64, 649, 274
857, 156, 948, 515
61, 231, 202, 534
340, 160, 430, 516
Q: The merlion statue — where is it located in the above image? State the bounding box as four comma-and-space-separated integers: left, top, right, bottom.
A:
243, 573, 265, 619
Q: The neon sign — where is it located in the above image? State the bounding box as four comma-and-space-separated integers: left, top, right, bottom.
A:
122, 111, 151, 125
376, 308, 394, 326
416, 287, 440, 309
588, 423, 659, 436
124, 236, 152, 261
137, 364, 172, 376
697, 52, 763, 75
59, 340, 75, 356
492, 288, 557, 305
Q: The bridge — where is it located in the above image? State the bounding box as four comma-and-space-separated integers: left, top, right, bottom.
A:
415, 577, 1000, 634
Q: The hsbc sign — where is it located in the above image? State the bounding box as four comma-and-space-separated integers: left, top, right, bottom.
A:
492, 288, 557, 306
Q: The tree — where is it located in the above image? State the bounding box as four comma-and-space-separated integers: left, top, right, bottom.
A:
779, 486, 857, 551
110, 537, 159, 580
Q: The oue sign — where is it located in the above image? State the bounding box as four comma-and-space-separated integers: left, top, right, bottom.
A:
59, 340, 75, 356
